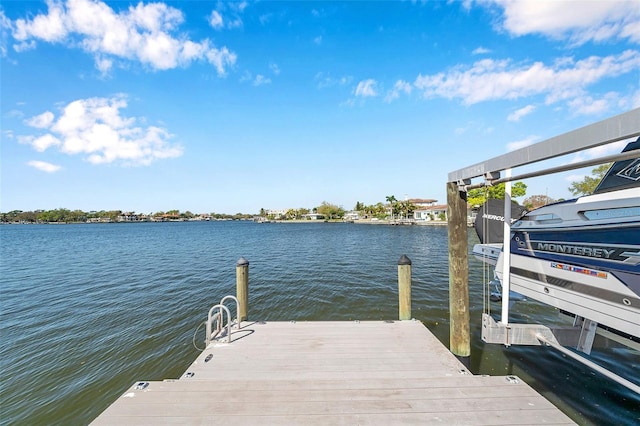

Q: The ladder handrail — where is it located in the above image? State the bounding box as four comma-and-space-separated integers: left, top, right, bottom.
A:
219, 295, 241, 329
205, 304, 232, 346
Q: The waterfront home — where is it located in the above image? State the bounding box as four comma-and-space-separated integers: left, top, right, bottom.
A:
302, 213, 326, 220
413, 204, 448, 221
408, 198, 438, 208
343, 211, 360, 221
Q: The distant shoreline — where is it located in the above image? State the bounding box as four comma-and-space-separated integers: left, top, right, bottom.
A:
1, 218, 450, 226
263, 219, 448, 226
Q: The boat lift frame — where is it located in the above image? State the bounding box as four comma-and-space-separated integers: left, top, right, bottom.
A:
447, 108, 640, 394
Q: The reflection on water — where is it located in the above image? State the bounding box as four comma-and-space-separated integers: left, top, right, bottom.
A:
0, 221, 637, 425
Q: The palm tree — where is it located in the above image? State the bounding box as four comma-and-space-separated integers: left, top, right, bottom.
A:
400, 199, 416, 220
385, 195, 397, 219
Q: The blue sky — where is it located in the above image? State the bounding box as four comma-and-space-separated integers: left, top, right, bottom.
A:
1, 0, 639, 214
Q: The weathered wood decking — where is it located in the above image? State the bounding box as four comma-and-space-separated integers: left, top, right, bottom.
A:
92, 320, 575, 425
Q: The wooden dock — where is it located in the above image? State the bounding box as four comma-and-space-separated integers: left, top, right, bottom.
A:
92, 320, 575, 425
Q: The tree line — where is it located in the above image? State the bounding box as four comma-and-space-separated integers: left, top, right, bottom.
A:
1, 166, 607, 224
0, 209, 253, 223
465, 163, 610, 209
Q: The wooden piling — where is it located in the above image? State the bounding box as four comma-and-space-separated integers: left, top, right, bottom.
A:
446, 181, 470, 366
398, 255, 412, 320
236, 257, 249, 322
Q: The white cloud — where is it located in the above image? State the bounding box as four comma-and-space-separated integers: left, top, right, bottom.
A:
240, 71, 273, 86
472, 46, 491, 55
28, 160, 62, 173
226, 18, 243, 29
259, 13, 273, 25
210, 2, 247, 29
1, 10, 11, 56
253, 74, 271, 86
31, 133, 61, 151
14, 0, 67, 43
22, 95, 183, 166
239, 70, 252, 83
566, 92, 619, 116
413, 51, 640, 112
486, 0, 640, 45
564, 172, 587, 184
314, 72, 352, 89
569, 139, 628, 164
270, 63, 280, 75
206, 46, 237, 76
354, 79, 378, 97
506, 135, 538, 152
6, 110, 24, 120
95, 55, 113, 74
26, 111, 55, 128
314, 36, 322, 45
385, 80, 412, 102
454, 120, 495, 137
10, 0, 236, 74
209, 11, 224, 30
3, 130, 15, 141
507, 105, 535, 122
232, 2, 248, 13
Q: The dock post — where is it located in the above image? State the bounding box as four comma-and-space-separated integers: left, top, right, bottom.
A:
236, 257, 249, 322
398, 255, 412, 320
447, 181, 470, 367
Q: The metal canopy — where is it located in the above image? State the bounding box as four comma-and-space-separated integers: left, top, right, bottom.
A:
448, 108, 640, 183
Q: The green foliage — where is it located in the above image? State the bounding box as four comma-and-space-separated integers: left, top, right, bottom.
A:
316, 201, 345, 219
397, 199, 416, 219
283, 208, 309, 220
385, 195, 400, 218
523, 194, 556, 210
467, 182, 527, 207
356, 202, 386, 219
568, 163, 611, 196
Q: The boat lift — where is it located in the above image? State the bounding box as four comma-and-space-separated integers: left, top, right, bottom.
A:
448, 108, 640, 394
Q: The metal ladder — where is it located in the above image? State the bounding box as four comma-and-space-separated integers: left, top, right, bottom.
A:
205, 295, 241, 346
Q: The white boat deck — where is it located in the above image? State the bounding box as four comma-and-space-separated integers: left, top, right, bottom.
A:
92, 320, 575, 425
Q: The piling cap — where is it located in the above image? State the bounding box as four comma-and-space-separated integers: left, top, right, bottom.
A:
398, 254, 412, 265
236, 257, 249, 266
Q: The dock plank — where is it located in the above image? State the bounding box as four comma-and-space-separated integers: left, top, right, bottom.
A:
92, 320, 575, 425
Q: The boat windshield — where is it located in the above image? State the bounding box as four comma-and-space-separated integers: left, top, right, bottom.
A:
592, 137, 640, 194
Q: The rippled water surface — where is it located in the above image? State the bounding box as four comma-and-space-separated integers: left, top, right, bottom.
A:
1, 222, 638, 425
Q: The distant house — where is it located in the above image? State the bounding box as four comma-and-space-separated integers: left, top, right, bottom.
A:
343, 211, 360, 221
408, 198, 438, 208
117, 212, 141, 222
413, 204, 447, 221
302, 213, 326, 220
266, 209, 287, 219
87, 217, 112, 223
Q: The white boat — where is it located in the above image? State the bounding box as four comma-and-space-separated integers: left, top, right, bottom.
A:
475, 138, 640, 339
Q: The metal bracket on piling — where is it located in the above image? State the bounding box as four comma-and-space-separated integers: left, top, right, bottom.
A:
457, 178, 471, 192
483, 171, 500, 186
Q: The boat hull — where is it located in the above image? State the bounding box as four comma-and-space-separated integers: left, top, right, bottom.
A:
494, 188, 640, 338
496, 249, 640, 338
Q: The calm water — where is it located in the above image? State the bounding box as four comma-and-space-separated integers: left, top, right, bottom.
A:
1, 221, 638, 425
